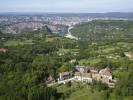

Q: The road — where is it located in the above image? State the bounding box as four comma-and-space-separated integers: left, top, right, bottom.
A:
47, 77, 75, 87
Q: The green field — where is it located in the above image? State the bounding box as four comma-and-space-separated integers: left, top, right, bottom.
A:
4, 40, 34, 46
57, 48, 79, 55
79, 58, 101, 66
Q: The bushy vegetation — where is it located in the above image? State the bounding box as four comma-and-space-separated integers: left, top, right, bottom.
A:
0, 20, 133, 100
71, 20, 133, 41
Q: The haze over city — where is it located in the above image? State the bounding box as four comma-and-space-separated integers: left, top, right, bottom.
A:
0, 0, 133, 13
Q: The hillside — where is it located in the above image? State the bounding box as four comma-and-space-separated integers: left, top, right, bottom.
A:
71, 20, 133, 41
0, 19, 133, 100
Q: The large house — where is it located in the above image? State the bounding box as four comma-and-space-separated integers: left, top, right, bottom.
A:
75, 69, 92, 83
99, 67, 116, 88
89, 67, 100, 81
74, 65, 115, 87
99, 67, 112, 82
74, 65, 100, 83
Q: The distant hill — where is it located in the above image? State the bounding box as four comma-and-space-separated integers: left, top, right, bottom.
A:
49, 12, 133, 19
71, 20, 133, 41
1, 12, 133, 19
73, 12, 133, 18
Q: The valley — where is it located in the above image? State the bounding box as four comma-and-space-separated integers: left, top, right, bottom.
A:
0, 14, 133, 100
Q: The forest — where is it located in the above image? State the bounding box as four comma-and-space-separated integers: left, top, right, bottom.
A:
71, 20, 133, 41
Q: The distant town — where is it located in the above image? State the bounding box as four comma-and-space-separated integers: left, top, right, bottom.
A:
0, 13, 132, 36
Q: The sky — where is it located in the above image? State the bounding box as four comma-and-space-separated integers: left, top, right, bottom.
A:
0, 0, 133, 13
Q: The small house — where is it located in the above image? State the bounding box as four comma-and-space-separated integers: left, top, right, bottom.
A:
46, 75, 55, 84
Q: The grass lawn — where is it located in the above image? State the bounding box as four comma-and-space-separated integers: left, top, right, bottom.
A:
124, 96, 133, 100
117, 42, 133, 50
79, 58, 101, 66
102, 47, 116, 54
67, 87, 104, 100
4, 40, 34, 46
45, 36, 61, 42
117, 42, 131, 47
57, 48, 79, 55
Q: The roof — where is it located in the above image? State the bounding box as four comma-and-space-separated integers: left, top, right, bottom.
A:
83, 67, 90, 73
60, 72, 71, 76
105, 67, 111, 72
75, 65, 85, 72
47, 75, 54, 81
75, 65, 98, 73
99, 67, 112, 77
75, 72, 91, 78
88, 67, 99, 73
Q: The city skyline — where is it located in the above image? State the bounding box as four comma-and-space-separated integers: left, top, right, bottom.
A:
0, 0, 133, 13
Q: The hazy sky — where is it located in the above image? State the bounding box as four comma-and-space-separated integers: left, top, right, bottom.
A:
0, 0, 133, 13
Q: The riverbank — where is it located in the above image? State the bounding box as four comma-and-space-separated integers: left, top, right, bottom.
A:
64, 26, 78, 40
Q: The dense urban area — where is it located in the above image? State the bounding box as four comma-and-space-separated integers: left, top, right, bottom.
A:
0, 13, 133, 100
